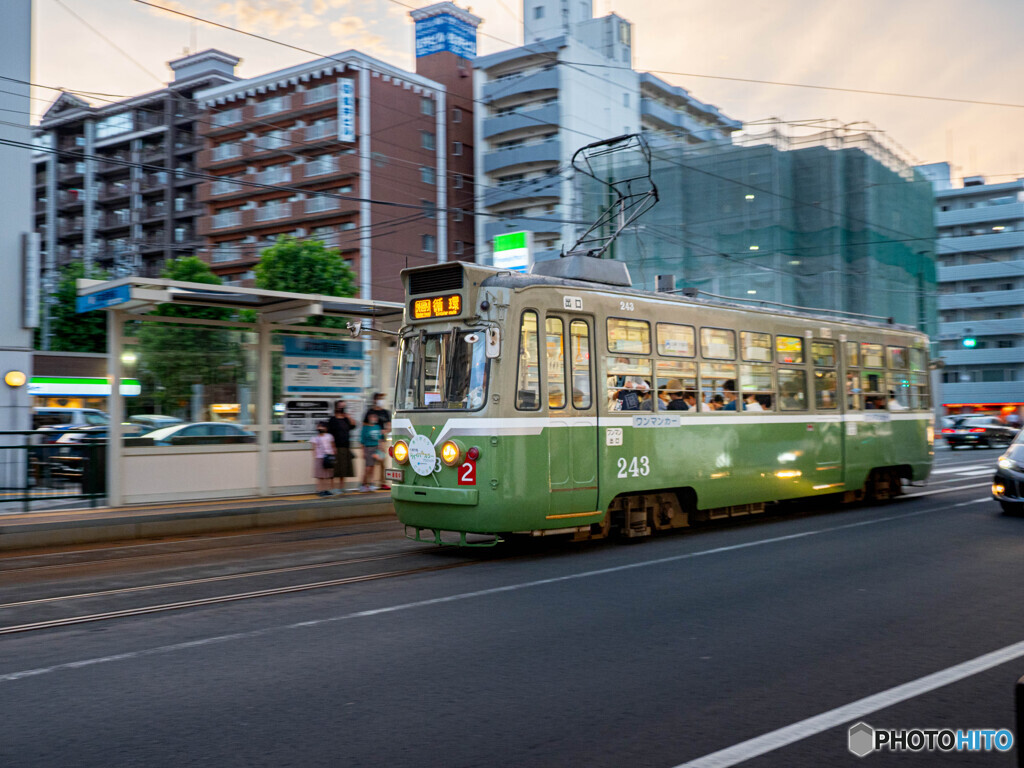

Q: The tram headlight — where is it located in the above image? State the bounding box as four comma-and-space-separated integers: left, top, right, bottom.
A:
392, 440, 409, 464
440, 440, 461, 466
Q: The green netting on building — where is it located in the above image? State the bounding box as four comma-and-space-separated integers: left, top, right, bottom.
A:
577, 128, 937, 335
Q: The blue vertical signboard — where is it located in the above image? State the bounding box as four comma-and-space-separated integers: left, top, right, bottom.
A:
338, 79, 356, 143
415, 13, 477, 59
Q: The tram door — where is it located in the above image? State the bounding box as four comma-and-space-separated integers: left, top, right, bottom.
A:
544, 314, 599, 515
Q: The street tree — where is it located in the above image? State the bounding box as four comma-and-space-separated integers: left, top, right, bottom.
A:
37, 261, 110, 353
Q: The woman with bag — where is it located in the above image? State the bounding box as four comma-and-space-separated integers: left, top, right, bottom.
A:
311, 421, 336, 497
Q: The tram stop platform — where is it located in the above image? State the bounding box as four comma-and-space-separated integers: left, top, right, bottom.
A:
0, 491, 396, 553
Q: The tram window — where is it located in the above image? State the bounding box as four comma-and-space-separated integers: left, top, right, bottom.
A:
846, 341, 860, 368
861, 370, 885, 409
845, 369, 861, 411
776, 336, 804, 364
887, 374, 910, 410
739, 363, 773, 411
700, 328, 736, 360
605, 357, 652, 411
700, 362, 738, 411
569, 320, 592, 409
741, 331, 772, 362
909, 348, 927, 371
545, 317, 566, 410
861, 343, 884, 368
910, 373, 930, 409
516, 311, 540, 410
811, 341, 836, 367
814, 369, 838, 409
656, 360, 696, 410
888, 346, 908, 370
607, 318, 651, 355
656, 323, 695, 357
778, 369, 807, 411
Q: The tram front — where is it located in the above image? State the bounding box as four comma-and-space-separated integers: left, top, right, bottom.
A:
389, 262, 507, 545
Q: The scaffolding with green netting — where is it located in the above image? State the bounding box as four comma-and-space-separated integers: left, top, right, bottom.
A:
575, 123, 937, 337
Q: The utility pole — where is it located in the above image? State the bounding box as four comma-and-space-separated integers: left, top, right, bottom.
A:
0, 1, 34, 431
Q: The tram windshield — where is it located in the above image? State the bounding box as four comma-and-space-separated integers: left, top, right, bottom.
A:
395, 330, 488, 411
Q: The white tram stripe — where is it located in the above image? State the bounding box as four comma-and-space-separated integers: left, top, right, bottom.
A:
0, 504, 945, 685
673, 639, 1024, 768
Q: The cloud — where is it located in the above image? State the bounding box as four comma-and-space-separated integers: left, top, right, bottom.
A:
328, 15, 400, 59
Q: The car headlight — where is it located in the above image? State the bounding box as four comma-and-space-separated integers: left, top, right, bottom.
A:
392, 440, 409, 464
998, 456, 1019, 471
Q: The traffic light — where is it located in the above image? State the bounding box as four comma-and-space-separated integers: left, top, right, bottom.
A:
962, 336, 977, 349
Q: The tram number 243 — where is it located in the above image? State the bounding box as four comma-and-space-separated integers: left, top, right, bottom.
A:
617, 456, 650, 478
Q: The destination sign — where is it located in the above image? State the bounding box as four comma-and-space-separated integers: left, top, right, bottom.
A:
411, 293, 462, 320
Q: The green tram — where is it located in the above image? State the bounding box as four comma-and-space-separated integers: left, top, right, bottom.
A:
387, 256, 934, 545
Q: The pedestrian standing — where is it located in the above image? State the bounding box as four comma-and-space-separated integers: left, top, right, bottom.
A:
327, 401, 356, 494
363, 393, 392, 489
359, 412, 383, 492
310, 421, 336, 497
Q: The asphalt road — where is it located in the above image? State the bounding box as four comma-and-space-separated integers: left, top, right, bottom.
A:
1, 443, 1021, 768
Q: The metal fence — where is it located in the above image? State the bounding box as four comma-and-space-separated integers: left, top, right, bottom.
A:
0, 431, 105, 513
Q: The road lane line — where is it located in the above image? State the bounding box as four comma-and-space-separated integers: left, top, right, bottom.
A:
930, 463, 990, 475
903, 481, 990, 498
673, 639, 1024, 768
952, 497, 994, 508
0, 505, 946, 684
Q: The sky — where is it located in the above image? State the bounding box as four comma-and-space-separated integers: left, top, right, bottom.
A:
28, 0, 1024, 186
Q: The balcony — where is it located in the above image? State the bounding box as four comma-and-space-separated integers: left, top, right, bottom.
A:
212, 210, 243, 229
97, 154, 131, 174
173, 134, 201, 154
483, 103, 560, 140
143, 202, 168, 222
211, 143, 244, 162
483, 175, 563, 208
305, 195, 340, 214
938, 381, 1024, 407
58, 189, 86, 208
99, 212, 132, 230
210, 107, 243, 129
254, 201, 291, 222
938, 260, 1024, 283
938, 289, 1024, 310
255, 165, 291, 186
483, 138, 561, 174
142, 172, 170, 191
305, 121, 337, 142
940, 347, 1024, 366
938, 318, 1024, 340
482, 67, 559, 104
936, 203, 1024, 229
58, 163, 85, 181
99, 182, 130, 202
937, 230, 1024, 254
141, 143, 167, 162
640, 98, 711, 137
483, 213, 564, 242
305, 83, 336, 105
303, 156, 339, 178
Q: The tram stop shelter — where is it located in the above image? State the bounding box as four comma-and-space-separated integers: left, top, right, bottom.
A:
76, 277, 404, 507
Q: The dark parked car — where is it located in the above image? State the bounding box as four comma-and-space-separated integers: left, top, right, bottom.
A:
143, 421, 256, 446
993, 433, 1024, 514
945, 416, 1018, 449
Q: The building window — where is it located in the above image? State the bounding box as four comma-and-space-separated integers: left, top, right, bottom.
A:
420, 166, 436, 184
453, 173, 464, 189
421, 97, 434, 116
421, 131, 436, 151
454, 240, 465, 255
453, 208, 464, 222
422, 234, 436, 253
534, 5, 545, 19
452, 108, 462, 123
422, 200, 437, 219
623, 93, 629, 107
453, 141, 463, 156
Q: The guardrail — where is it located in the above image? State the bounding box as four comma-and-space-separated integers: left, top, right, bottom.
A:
0, 431, 105, 513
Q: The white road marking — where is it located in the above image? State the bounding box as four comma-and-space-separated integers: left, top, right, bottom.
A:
0, 507, 938, 685
951, 498, 993, 508
931, 463, 990, 475
903, 481, 990, 498
673, 639, 1024, 768
954, 469, 999, 478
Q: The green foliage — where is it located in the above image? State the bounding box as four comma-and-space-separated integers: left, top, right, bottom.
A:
136, 257, 245, 417
37, 262, 110, 353
254, 236, 358, 297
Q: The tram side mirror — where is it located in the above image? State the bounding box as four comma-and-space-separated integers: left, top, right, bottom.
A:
347, 320, 362, 338
485, 327, 501, 359
464, 333, 480, 344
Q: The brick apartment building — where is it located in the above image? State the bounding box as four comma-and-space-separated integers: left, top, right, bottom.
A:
195, 2, 480, 302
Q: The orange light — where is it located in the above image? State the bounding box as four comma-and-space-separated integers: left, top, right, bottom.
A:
392, 440, 409, 464
411, 294, 461, 320
440, 440, 460, 466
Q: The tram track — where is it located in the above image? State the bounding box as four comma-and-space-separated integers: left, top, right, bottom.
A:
0, 556, 480, 636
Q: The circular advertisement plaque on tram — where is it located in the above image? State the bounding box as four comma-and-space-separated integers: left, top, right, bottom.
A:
408, 434, 437, 477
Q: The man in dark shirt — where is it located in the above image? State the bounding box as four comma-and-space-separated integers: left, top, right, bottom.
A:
327, 401, 356, 493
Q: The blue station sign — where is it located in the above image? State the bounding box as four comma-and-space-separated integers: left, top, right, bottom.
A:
415, 13, 477, 59
76, 284, 131, 313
